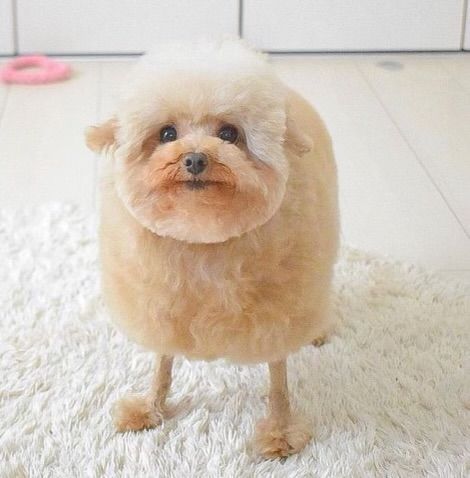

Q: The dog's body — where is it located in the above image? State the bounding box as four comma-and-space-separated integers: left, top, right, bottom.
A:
100, 89, 338, 364
87, 40, 339, 457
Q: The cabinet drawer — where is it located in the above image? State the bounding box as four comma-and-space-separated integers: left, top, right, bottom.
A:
464, 1, 470, 50
243, 0, 464, 51
0, 0, 14, 55
17, 0, 239, 54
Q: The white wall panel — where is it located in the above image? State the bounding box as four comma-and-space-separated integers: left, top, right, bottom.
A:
244, 0, 465, 52
17, 0, 239, 54
0, 0, 14, 55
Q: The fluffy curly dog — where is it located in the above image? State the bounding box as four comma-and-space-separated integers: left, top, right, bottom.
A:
85, 39, 339, 458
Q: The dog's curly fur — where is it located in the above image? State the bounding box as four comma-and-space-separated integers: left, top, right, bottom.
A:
86, 39, 339, 458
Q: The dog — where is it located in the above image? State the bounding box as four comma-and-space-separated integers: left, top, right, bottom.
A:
85, 39, 339, 458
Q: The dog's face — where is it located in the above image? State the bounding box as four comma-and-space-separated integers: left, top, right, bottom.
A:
87, 64, 308, 243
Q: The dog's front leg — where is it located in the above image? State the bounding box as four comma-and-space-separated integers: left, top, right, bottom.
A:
254, 359, 311, 458
113, 354, 174, 432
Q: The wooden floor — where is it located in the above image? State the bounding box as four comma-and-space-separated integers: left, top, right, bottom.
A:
1, 53, 469, 282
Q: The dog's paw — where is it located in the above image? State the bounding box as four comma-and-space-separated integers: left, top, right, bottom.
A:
112, 395, 163, 432
311, 333, 328, 347
253, 415, 312, 459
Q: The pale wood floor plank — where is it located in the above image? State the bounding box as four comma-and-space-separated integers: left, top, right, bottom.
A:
273, 56, 470, 270
357, 55, 470, 237
0, 61, 100, 209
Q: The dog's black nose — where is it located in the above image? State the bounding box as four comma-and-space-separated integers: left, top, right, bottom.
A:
183, 152, 208, 175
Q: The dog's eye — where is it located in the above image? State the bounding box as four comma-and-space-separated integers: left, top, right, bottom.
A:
218, 125, 238, 143
160, 125, 177, 143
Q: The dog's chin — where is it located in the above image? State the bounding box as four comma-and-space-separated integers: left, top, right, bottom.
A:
120, 182, 283, 244
153, 216, 254, 244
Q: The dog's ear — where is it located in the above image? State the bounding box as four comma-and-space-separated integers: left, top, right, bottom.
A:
85, 118, 117, 153
285, 117, 313, 156
284, 94, 313, 157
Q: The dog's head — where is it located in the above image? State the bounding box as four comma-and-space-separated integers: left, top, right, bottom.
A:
86, 40, 311, 243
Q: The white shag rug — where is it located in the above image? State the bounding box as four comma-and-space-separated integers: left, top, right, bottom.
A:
0, 205, 469, 478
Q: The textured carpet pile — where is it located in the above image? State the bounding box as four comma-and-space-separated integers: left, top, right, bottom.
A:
0, 204, 469, 477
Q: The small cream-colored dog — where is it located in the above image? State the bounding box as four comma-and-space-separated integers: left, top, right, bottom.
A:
86, 39, 339, 458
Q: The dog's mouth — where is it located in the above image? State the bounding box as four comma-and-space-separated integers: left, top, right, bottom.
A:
181, 179, 218, 190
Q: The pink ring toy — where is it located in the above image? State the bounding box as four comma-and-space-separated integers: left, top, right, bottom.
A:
0, 55, 71, 84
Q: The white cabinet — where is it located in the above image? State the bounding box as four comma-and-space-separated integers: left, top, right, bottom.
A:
243, 0, 465, 52
16, 0, 239, 54
6, 1, 470, 54
0, 0, 14, 55
465, 1, 470, 50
